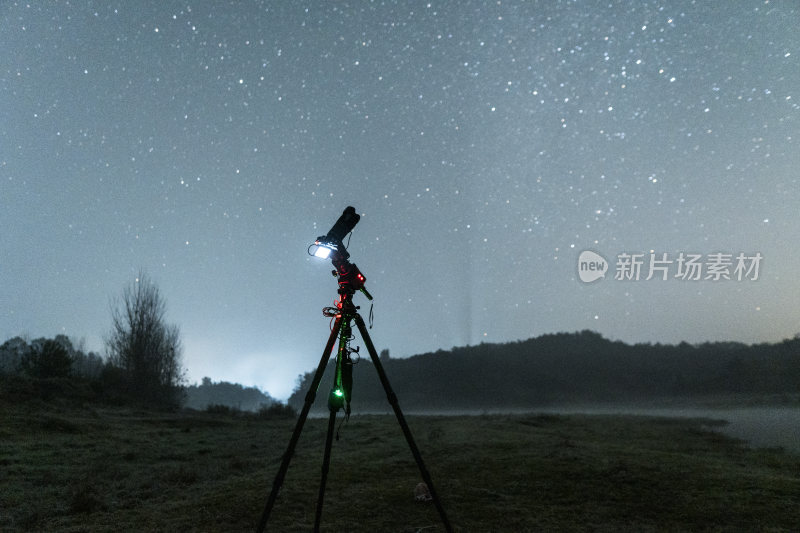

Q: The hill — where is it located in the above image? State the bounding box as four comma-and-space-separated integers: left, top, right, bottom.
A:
289, 330, 800, 413
184, 377, 275, 411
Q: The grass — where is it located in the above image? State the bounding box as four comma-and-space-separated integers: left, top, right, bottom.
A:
1, 401, 799, 532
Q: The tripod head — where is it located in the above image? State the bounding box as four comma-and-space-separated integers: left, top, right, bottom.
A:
331, 256, 372, 300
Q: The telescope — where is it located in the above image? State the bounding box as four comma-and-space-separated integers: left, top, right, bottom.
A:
311, 206, 360, 260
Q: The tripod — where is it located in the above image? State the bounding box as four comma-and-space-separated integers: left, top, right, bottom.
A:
256, 268, 453, 532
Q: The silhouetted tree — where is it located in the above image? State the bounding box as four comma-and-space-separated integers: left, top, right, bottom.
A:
0, 336, 29, 374
72, 351, 104, 378
105, 272, 184, 407
20, 339, 74, 379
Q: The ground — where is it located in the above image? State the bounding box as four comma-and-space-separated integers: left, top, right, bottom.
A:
1, 402, 799, 531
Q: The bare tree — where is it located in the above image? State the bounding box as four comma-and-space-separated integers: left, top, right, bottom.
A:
106, 271, 184, 407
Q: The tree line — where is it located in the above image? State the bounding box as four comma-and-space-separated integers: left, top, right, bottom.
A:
1, 273, 292, 414
1, 273, 184, 408
185, 377, 276, 412
0, 335, 103, 380
289, 330, 800, 413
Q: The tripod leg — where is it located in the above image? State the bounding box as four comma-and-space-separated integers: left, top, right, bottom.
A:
256, 315, 342, 533
314, 409, 337, 532
353, 314, 454, 533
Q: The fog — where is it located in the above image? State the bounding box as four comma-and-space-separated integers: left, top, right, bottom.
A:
537, 406, 800, 452
350, 405, 800, 453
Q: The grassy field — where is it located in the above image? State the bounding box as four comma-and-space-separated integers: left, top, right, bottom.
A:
1, 401, 799, 532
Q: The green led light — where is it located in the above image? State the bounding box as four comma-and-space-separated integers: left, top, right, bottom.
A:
328, 387, 345, 411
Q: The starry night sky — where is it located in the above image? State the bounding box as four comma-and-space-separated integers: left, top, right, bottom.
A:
2, 1, 799, 400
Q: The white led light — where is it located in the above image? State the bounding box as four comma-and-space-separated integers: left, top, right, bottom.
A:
314, 246, 332, 259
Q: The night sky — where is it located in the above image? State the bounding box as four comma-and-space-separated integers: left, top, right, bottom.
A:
2, 1, 799, 400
